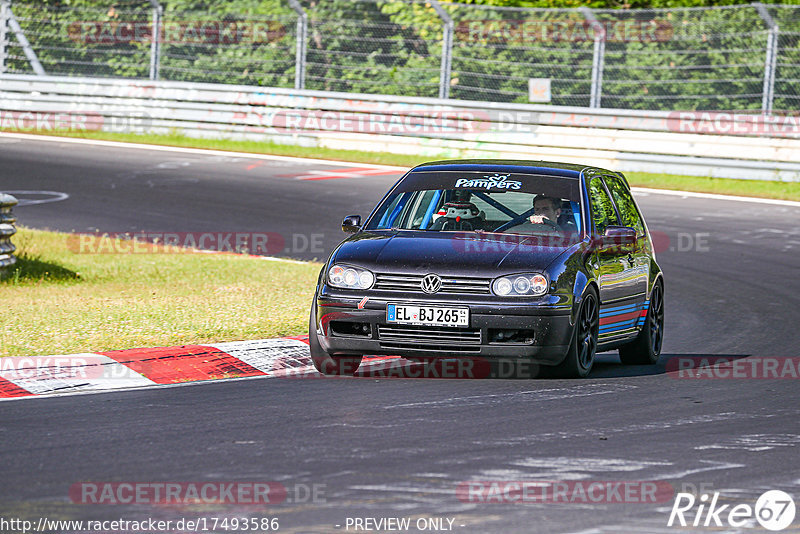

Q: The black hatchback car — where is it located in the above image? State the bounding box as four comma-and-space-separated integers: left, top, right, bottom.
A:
309, 160, 664, 378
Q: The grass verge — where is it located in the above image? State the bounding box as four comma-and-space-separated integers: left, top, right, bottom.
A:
0, 226, 320, 357
4, 129, 799, 202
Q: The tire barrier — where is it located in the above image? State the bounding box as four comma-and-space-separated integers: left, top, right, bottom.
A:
0, 193, 18, 273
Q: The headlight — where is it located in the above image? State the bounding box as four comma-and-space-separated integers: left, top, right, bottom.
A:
328, 264, 374, 290
493, 273, 549, 296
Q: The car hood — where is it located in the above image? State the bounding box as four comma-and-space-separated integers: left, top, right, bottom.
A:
332, 231, 571, 275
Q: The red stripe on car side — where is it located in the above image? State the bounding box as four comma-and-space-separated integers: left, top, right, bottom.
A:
99, 345, 266, 384
599, 310, 642, 326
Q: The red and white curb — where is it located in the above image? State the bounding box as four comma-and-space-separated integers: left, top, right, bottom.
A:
0, 337, 407, 400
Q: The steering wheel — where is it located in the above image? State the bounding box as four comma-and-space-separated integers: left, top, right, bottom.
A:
538, 218, 561, 231
505, 220, 562, 235
441, 218, 474, 231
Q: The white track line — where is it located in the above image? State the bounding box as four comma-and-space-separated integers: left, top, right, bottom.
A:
0, 132, 407, 171
2, 131, 797, 206
632, 187, 800, 207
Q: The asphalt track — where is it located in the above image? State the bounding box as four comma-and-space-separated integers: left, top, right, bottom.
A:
1, 135, 800, 533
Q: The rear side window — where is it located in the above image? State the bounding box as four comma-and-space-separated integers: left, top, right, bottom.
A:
604, 175, 645, 235
588, 177, 619, 236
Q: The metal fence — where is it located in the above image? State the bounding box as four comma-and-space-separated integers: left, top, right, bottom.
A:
0, 0, 798, 112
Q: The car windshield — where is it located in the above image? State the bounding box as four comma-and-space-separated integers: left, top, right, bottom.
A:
365, 170, 583, 240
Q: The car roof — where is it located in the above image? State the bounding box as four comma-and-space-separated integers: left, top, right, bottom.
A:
410, 159, 613, 179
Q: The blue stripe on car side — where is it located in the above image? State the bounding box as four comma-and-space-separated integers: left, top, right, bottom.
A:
600, 300, 650, 316
599, 319, 639, 333
599, 304, 639, 316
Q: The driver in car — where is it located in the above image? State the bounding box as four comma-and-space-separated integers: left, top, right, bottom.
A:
529, 195, 562, 226
528, 195, 577, 236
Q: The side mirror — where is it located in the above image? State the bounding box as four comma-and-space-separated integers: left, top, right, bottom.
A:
342, 215, 362, 234
601, 226, 637, 250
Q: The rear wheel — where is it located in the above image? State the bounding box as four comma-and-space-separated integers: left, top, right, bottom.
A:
552, 287, 599, 378
308, 299, 362, 376
619, 280, 664, 365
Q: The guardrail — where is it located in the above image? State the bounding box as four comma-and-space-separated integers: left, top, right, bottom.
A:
1, 74, 799, 181
0, 193, 18, 273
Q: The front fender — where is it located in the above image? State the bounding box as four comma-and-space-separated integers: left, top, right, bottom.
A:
572, 270, 593, 325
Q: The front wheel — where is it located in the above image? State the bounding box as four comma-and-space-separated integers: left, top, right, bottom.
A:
619, 281, 664, 365
552, 286, 599, 378
308, 299, 363, 376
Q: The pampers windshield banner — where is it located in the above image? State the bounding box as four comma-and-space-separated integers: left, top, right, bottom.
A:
454, 174, 522, 190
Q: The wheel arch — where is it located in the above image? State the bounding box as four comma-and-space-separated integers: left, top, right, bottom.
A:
572, 270, 599, 326
649, 269, 665, 300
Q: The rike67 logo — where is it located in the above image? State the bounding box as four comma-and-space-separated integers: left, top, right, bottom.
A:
668, 490, 796, 531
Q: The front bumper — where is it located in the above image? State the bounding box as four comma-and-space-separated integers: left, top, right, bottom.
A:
314, 292, 574, 365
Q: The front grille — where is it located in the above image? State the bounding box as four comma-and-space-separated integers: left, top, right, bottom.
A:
378, 324, 482, 352
374, 273, 491, 294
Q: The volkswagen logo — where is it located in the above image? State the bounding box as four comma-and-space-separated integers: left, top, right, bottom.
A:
421, 274, 442, 294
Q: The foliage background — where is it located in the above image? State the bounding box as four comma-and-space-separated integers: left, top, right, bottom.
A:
5, 0, 799, 110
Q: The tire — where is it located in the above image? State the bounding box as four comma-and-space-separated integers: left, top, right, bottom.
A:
552, 286, 599, 378
308, 298, 362, 376
619, 280, 664, 365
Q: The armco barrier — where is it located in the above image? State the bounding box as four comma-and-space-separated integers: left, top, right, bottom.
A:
0, 193, 18, 272
1, 74, 799, 181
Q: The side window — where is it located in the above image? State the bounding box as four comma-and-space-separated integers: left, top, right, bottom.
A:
406, 190, 439, 229
588, 177, 619, 236
604, 175, 645, 235
373, 194, 403, 229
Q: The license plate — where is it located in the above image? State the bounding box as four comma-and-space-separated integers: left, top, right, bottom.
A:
386, 304, 469, 327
